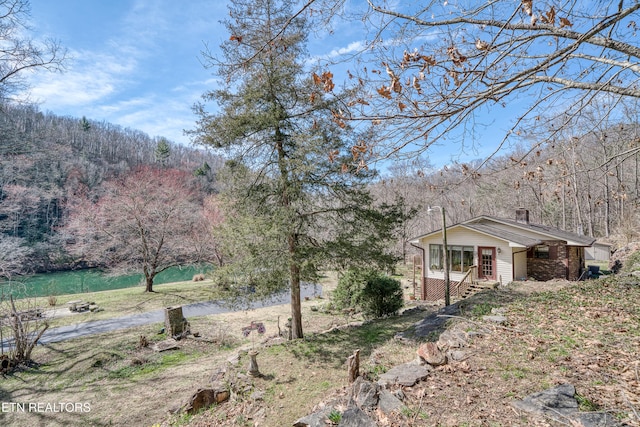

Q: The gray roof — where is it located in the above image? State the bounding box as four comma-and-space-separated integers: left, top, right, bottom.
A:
409, 215, 596, 248
474, 216, 596, 246
462, 221, 543, 247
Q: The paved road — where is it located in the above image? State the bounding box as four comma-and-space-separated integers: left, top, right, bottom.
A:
3, 283, 322, 349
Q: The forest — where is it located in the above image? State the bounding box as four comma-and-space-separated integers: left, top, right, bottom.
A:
2, 99, 639, 280
0, 103, 222, 278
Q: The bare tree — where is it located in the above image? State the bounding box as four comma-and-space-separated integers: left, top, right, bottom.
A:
0, 0, 66, 101
0, 236, 32, 279
64, 166, 205, 292
311, 0, 640, 165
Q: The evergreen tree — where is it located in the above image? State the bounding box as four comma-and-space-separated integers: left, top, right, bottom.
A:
192, 0, 406, 339
154, 137, 171, 166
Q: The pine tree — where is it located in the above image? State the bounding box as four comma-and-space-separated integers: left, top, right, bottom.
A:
192, 0, 406, 339
154, 138, 171, 166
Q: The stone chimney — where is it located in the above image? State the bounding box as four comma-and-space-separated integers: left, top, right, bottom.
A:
515, 208, 530, 224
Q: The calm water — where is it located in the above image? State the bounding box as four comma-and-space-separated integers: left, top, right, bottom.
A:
0, 265, 213, 299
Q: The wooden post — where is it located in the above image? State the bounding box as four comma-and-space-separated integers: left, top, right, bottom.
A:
247, 350, 260, 377
164, 306, 185, 337
347, 349, 360, 383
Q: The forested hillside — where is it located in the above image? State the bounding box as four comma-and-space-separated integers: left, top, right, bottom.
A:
373, 116, 640, 259
0, 103, 222, 276
2, 101, 639, 277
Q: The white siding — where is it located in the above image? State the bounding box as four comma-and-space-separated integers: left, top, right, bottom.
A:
585, 243, 611, 261
418, 227, 516, 284
513, 249, 528, 280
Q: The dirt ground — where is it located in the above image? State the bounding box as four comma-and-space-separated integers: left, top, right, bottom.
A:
184, 277, 639, 427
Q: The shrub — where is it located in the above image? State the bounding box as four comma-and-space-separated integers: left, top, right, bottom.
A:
360, 274, 404, 319
0, 295, 49, 365
334, 268, 404, 319
333, 268, 370, 311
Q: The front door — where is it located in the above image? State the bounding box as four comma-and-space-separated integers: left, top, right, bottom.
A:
478, 247, 496, 280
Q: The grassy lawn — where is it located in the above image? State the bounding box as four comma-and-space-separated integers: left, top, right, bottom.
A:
4, 279, 219, 329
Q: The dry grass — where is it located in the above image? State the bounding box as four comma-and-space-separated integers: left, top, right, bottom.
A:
178, 277, 640, 427
0, 273, 638, 427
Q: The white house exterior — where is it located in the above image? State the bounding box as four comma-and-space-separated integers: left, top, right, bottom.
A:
409, 209, 596, 301
585, 241, 612, 262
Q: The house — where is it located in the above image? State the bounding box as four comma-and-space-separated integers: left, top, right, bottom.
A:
408, 209, 596, 301
585, 241, 612, 262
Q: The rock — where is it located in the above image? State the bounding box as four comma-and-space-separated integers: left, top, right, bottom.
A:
183, 387, 230, 414
512, 384, 621, 427
152, 339, 179, 352
226, 353, 240, 365
337, 407, 377, 427
406, 302, 461, 339
210, 367, 226, 383
512, 384, 578, 417
482, 314, 507, 324
251, 390, 265, 401
392, 389, 405, 401
350, 377, 379, 409
417, 342, 447, 366
293, 408, 333, 427
378, 363, 431, 387
437, 329, 468, 350
448, 350, 467, 362
377, 389, 404, 414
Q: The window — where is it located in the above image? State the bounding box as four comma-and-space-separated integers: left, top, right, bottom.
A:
534, 245, 550, 259
429, 244, 443, 270
462, 246, 474, 272
429, 244, 474, 272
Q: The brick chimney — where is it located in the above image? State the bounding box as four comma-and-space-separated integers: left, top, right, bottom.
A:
515, 208, 530, 224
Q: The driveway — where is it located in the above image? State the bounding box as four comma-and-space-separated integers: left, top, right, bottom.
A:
3, 283, 322, 349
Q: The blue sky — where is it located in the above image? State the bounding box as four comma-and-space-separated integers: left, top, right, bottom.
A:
24, 0, 230, 145
22, 0, 508, 168
23, 0, 372, 148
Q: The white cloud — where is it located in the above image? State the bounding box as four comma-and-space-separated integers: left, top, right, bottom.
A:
326, 40, 367, 58
26, 48, 138, 108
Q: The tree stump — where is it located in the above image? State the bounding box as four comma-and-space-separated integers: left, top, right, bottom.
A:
165, 306, 185, 337
347, 349, 360, 383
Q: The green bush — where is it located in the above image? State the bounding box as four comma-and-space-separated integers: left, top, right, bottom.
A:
333, 268, 370, 310
361, 274, 404, 318
334, 269, 403, 319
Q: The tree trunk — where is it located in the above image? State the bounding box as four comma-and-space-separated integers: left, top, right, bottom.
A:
289, 234, 303, 339
145, 275, 154, 292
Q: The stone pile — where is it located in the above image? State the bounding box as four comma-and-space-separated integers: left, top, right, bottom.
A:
293, 323, 473, 426
512, 384, 620, 427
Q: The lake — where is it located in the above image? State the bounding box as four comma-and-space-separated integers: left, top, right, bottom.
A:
0, 265, 213, 299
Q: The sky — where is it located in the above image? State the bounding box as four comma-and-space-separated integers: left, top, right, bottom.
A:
21, 0, 509, 168
23, 0, 367, 148
23, 0, 231, 146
